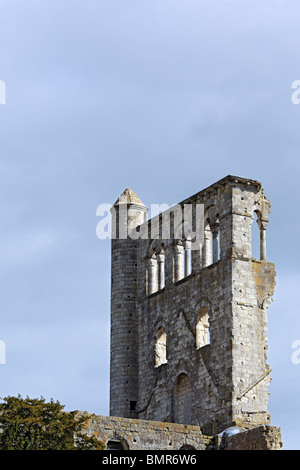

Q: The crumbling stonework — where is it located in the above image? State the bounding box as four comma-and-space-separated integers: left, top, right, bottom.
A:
215, 425, 283, 450
80, 414, 282, 451
81, 414, 212, 450
107, 175, 282, 449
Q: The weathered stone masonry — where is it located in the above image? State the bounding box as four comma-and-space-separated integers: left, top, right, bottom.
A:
81, 415, 282, 450
81, 414, 212, 450
89, 175, 282, 450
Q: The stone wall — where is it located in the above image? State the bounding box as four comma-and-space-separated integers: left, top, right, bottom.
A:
216, 425, 283, 450
80, 413, 282, 451
81, 414, 212, 450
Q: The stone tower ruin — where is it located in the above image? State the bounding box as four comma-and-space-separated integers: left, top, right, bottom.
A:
109, 175, 276, 434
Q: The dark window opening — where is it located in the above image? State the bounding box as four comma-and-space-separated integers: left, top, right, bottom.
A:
130, 400, 137, 411
106, 439, 125, 450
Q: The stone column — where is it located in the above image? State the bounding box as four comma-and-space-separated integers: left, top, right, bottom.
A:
175, 243, 184, 282
203, 227, 211, 268
258, 220, 268, 261
184, 239, 192, 277
212, 223, 220, 264
148, 256, 158, 295
157, 251, 165, 290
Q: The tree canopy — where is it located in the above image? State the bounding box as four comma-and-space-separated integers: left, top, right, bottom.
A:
0, 395, 104, 450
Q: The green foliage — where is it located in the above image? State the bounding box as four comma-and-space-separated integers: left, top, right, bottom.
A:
0, 395, 105, 450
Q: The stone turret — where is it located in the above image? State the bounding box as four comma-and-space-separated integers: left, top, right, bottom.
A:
109, 188, 148, 418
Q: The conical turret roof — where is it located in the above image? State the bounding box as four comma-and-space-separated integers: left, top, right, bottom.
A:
113, 188, 147, 207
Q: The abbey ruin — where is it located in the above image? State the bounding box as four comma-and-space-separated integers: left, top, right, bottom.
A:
83, 175, 282, 450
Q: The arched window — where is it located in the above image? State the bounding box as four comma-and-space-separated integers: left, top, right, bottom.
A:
203, 206, 220, 266
196, 306, 210, 348
180, 444, 196, 450
106, 437, 128, 450
155, 326, 167, 367
251, 211, 260, 260
252, 210, 267, 261
211, 215, 220, 263
174, 373, 192, 425
0, 340, 6, 365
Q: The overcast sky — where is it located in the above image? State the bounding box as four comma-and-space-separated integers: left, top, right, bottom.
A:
0, 0, 300, 450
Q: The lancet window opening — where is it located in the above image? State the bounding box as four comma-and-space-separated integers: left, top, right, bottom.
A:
195, 306, 210, 349
155, 326, 167, 367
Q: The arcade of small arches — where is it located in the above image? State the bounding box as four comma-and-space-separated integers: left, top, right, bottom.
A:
146, 206, 268, 297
